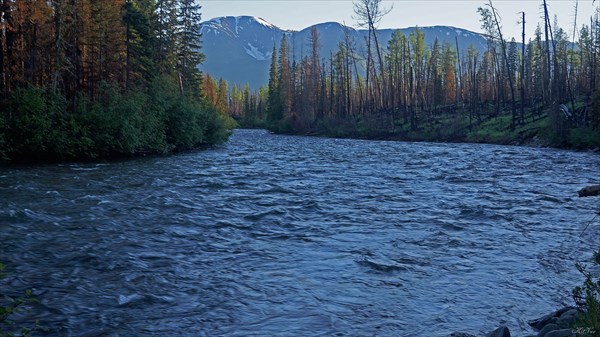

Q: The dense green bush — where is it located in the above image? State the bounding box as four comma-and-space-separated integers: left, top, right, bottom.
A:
0, 263, 37, 337
567, 127, 600, 150
573, 250, 600, 337
4, 87, 53, 158
0, 77, 231, 162
82, 82, 167, 157
200, 100, 235, 145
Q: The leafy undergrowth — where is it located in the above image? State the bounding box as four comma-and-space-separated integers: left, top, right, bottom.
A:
0, 263, 38, 337
573, 249, 600, 337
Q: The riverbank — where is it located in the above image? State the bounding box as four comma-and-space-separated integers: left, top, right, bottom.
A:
258, 105, 600, 151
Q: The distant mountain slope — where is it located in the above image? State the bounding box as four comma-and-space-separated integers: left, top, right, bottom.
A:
200, 16, 488, 90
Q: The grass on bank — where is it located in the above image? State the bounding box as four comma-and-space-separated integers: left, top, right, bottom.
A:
256, 101, 600, 150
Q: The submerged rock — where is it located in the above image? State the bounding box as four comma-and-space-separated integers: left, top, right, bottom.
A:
448, 333, 477, 337
486, 326, 511, 337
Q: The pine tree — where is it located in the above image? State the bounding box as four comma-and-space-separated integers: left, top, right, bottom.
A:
124, 0, 156, 89
202, 73, 217, 105
278, 34, 292, 119
266, 42, 281, 124
177, 0, 204, 97
154, 0, 177, 74
442, 42, 457, 104
308, 26, 321, 122
216, 77, 228, 115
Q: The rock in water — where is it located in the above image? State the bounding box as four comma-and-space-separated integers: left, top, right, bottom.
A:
578, 185, 600, 197
528, 307, 576, 330
538, 323, 560, 337
544, 329, 575, 337
556, 309, 579, 328
486, 326, 511, 337
448, 333, 477, 337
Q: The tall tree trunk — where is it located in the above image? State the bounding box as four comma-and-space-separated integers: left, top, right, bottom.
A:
543, 0, 552, 101
370, 22, 386, 110
488, 0, 517, 128
521, 11, 526, 124
455, 36, 463, 107
0, 1, 6, 92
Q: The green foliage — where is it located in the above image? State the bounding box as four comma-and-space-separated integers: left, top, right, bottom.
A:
149, 75, 205, 150
0, 111, 9, 161
467, 114, 514, 143
0, 77, 231, 162
1, 87, 92, 161
5, 87, 53, 157
268, 117, 293, 134
567, 127, 600, 150
201, 100, 236, 145
0, 263, 37, 337
590, 89, 600, 131
165, 98, 206, 149
123, 0, 156, 87
573, 251, 600, 337
82, 82, 166, 156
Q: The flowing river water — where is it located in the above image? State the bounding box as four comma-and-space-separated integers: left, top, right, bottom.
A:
1, 129, 600, 336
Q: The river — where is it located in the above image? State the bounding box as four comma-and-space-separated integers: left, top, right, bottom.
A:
1, 129, 599, 336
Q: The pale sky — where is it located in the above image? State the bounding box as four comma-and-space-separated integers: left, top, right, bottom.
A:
201, 0, 598, 41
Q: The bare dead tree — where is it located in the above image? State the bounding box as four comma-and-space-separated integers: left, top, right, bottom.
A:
353, 0, 392, 111
480, 0, 518, 128
520, 11, 526, 124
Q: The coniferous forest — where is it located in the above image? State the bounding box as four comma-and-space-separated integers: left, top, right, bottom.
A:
0, 0, 233, 162
231, 0, 600, 149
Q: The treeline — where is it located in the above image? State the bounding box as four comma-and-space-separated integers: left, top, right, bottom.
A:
0, 0, 233, 162
233, 0, 600, 148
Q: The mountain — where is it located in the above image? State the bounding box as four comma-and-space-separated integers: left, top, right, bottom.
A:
200, 16, 488, 90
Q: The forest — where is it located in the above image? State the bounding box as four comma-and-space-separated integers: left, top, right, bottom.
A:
230, 0, 600, 149
0, 0, 233, 162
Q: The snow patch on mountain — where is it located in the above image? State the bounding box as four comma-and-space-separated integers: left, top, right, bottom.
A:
254, 16, 277, 29
244, 43, 271, 61
454, 28, 471, 37
202, 16, 279, 37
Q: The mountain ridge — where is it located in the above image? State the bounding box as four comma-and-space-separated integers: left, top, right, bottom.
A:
200, 16, 488, 90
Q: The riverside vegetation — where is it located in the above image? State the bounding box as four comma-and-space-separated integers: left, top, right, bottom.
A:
0, 263, 37, 337
227, 0, 600, 150
0, 0, 234, 163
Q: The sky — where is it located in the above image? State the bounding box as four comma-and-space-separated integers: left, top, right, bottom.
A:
201, 0, 598, 41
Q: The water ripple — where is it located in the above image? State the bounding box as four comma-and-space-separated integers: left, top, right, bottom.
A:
1, 129, 599, 336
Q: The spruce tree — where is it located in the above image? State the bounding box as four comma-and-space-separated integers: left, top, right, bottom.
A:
123, 0, 156, 89
278, 34, 292, 119
177, 0, 204, 97
266, 42, 281, 124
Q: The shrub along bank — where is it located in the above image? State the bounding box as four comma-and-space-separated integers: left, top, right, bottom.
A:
0, 78, 234, 162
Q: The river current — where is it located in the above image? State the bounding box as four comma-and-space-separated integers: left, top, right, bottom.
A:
1, 129, 599, 336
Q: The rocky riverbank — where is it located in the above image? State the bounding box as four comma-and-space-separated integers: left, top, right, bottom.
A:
449, 307, 583, 337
